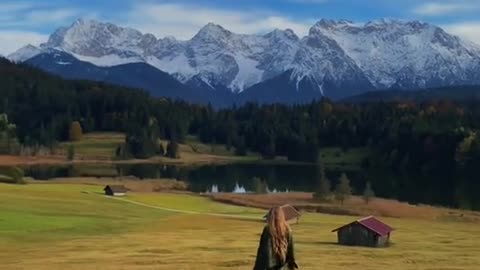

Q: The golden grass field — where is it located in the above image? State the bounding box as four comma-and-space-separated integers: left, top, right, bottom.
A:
211, 193, 480, 222
1, 182, 480, 269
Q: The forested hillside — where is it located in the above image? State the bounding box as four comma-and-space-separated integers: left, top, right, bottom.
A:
0, 58, 194, 145
1, 58, 480, 209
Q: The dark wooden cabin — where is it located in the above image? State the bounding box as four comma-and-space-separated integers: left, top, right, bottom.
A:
264, 205, 301, 224
332, 216, 394, 247
104, 185, 128, 197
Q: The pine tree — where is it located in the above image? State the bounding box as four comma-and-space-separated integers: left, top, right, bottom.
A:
211, 138, 216, 154
335, 173, 352, 205
69, 121, 83, 141
235, 136, 247, 156
67, 144, 75, 161
156, 143, 165, 156
363, 181, 375, 204
313, 165, 331, 201
253, 177, 268, 194
264, 137, 276, 159
166, 140, 180, 159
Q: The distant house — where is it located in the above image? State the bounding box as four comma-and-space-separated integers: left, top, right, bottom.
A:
264, 205, 301, 224
104, 185, 128, 197
332, 216, 394, 247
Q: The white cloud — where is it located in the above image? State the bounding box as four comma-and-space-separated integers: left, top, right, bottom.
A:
124, 3, 312, 40
413, 1, 480, 16
0, 31, 48, 56
0, 9, 82, 28
24, 9, 81, 24
0, 1, 91, 55
444, 22, 480, 45
414, 3, 469, 16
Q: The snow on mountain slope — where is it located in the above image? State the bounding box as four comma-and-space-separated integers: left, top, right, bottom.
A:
288, 21, 373, 95
19, 19, 299, 92
72, 53, 143, 66
7, 44, 43, 62
8, 18, 480, 100
43, 19, 153, 58
29, 20, 301, 93
313, 19, 480, 88
170, 23, 299, 92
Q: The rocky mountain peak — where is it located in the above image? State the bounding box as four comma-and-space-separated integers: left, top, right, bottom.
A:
9, 18, 480, 101
7, 44, 42, 62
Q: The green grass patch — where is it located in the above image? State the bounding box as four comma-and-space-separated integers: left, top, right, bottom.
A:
320, 147, 371, 169
184, 135, 235, 156
0, 184, 170, 242
184, 135, 260, 158
128, 193, 264, 216
57, 133, 262, 163
0, 166, 24, 184
59, 132, 124, 159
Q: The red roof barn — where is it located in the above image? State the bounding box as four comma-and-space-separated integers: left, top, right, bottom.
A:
332, 216, 394, 247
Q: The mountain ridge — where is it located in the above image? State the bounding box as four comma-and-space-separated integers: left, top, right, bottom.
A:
9, 18, 480, 105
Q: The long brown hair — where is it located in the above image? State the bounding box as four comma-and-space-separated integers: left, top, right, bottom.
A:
267, 207, 290, 263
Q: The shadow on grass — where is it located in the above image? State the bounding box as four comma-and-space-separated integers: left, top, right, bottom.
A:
81, 190, 105, 195
307, 240, 396, 249
299, 240, 339, 247
315, 241, 339, 246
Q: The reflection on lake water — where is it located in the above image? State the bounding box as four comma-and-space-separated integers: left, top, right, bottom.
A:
23, 163, 360, 192
232, 183, 246, 193
209, 182, 287, 194
21, 162, 480, 210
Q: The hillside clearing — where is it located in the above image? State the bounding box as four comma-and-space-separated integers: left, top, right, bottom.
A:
0, 133, 261, 166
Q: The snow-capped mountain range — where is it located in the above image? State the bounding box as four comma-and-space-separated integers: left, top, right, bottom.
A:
8, 18, 480, 104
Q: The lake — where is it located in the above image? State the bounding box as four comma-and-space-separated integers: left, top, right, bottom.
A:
23, 163, 365, 192
22, 163, 480, 210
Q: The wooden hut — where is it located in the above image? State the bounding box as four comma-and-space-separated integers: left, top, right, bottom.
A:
104, 185, 128, 197
332, 216, 394, 247
264, 205, 301, 224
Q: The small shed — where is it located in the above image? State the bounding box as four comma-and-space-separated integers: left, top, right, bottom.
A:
332, 216, 394, 247
264, 205, 301, 224
104, 185, 128, 197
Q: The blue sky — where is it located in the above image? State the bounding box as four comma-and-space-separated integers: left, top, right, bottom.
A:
1, 0, 480, 55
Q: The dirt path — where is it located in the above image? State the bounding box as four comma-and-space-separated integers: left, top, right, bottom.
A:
102, 194, 262, 221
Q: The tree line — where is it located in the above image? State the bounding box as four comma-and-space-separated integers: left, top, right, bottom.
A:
1, 58, 480, 208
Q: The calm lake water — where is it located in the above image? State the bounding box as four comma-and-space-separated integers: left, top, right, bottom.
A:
22, 163, 480, 210
23, 163, 358, 192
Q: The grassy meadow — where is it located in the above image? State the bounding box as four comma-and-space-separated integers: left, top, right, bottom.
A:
59, 132, 125, 159
1, 183, 479, 269
59, 132, 258, 161
1, 132, 259, 165
2, 133, 370, 167
319, 147, 371, 169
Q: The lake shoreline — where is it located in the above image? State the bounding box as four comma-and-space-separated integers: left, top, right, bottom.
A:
0, 154, 260, 166
0, 154, 323, 167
